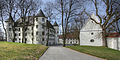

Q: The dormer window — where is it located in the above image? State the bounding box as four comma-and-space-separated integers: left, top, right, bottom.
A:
42, 18, 44, 22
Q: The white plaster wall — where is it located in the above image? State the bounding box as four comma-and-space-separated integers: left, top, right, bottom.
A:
33, 17, 47, 45
80, 31, 103, 46
107, 37, 120, 50
80, 14, 103, 46
26, 26, 33, 44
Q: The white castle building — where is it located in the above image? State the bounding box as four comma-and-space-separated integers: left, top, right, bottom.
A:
5, 10, 59, 45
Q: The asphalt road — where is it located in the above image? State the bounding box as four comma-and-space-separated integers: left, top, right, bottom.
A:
39, 46, 104, 60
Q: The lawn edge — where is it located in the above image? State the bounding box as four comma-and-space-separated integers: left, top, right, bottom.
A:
39, 47, 49, 59
65, 47, 107, 60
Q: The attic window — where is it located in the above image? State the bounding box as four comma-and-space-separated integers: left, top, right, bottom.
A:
91, 21, 94, 23
42, 18, 44, 22
91, 32, 94, 35
90, 39, 94, 42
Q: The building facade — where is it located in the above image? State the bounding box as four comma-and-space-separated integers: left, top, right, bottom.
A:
5, 10, 59, 45
80, 14, 103, 46
59, 34, 79, 44
107, 33, 120, 50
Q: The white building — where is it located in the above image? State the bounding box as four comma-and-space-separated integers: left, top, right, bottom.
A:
5, 10, 59, 46
80, 14, 120, 50
80, 14, 103, 46
59, 34, 79, 44
107, 33, 120, 50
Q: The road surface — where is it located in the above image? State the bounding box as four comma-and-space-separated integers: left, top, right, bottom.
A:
39, 46, 104, 60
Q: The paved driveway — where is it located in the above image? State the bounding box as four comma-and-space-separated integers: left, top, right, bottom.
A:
39, 46, 104, 60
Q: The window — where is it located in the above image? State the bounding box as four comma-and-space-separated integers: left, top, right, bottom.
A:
36, 31, 38, 35
19, 38, 21, 43
42, 38, 44, 41
36, 25, 38, 28
25, 28, 27, 31
25, 38, 27, 43
32, 32, 33, 36
32, 27, 33, 30
19, 28, 20, 31
36, 18, 38, 21
19, 33, 21, 36
25, 33, 27, 36
91, 21, 94, 23
32, 38, 33, 41
9, 28, 11, 31
42, 18, 44, 22
42, 31, 44, 35
42, 25, 44, 29
91, 32, 94, 35
15, 33, 17, 36
90, 39, 94, 42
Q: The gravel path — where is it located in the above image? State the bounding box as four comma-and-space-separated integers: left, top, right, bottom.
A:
39, 46, 105, 60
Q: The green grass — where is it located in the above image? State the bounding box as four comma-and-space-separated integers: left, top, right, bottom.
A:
0, 42, 48, 60
66, 46, 120, 60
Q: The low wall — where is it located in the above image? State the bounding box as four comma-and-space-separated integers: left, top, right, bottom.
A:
107, 37, 120, 50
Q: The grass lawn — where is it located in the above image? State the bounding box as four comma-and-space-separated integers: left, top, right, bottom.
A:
66, 46, 120, 60
0, 42, 48, 60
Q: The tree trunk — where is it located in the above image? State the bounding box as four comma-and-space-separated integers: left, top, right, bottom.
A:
12, 27, 15, 42
22, 18, 25, 43
102, 28, 108, 47
46, 28, 49, 46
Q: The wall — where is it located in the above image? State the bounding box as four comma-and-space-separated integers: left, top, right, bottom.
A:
59, 38, 79, 44
107, 37, 120, 50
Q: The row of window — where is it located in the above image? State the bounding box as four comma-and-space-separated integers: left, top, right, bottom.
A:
15, 31, 45, 36
17, 38, 45, 43
36, 25, 45, 29
36, 18, 45, 22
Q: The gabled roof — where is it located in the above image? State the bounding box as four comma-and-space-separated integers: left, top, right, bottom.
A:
53, 21, 58, 26
15, 16, 34, 27
80, 13, 102, 31
36, 9, 46, 17
46, 20, 54, 30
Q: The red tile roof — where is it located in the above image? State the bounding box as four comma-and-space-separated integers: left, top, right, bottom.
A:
59, 34, 78, 39
106, 33, 120, 38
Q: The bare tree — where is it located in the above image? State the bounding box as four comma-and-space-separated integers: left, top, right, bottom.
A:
71, 13, 87, 45
85, 0, 120, 47
53, 0, 85, 46
0, 0, 7, 41
17, 0, 38, 43
43, 2, 55, 21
